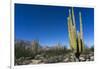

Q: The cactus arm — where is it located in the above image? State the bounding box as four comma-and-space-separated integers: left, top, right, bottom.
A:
67, 16, 73, 50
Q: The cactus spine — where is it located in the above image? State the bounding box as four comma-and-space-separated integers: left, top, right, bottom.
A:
67, 8, 84, 60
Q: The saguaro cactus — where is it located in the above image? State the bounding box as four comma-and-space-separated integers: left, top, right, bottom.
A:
31, 40, 39, 56
67, 8, 84, 61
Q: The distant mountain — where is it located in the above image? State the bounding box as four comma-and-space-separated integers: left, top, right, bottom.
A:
15, 39, 32, 49
15, 39, 68, 49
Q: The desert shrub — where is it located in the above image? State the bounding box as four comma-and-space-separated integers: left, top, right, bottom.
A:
15, 41, 32, 59
90, 46, 94, 52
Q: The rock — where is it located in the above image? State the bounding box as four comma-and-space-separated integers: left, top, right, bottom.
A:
42, 59, 48, 63
22, 60, 31, 65
79, 56, 86, 61
89, 54, 93, 57
75, 58, 79, 62
18, 57, 24, 61
31, 59, 42, 64
86, 59, 90, 61
90, 56, 94, 61
63, 58, 69, 62
15, 57, 25, 65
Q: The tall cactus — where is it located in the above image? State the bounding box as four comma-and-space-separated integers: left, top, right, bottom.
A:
67, 7, 84, 61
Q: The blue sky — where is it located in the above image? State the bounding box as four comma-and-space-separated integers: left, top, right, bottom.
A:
15, 4, 94, 47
